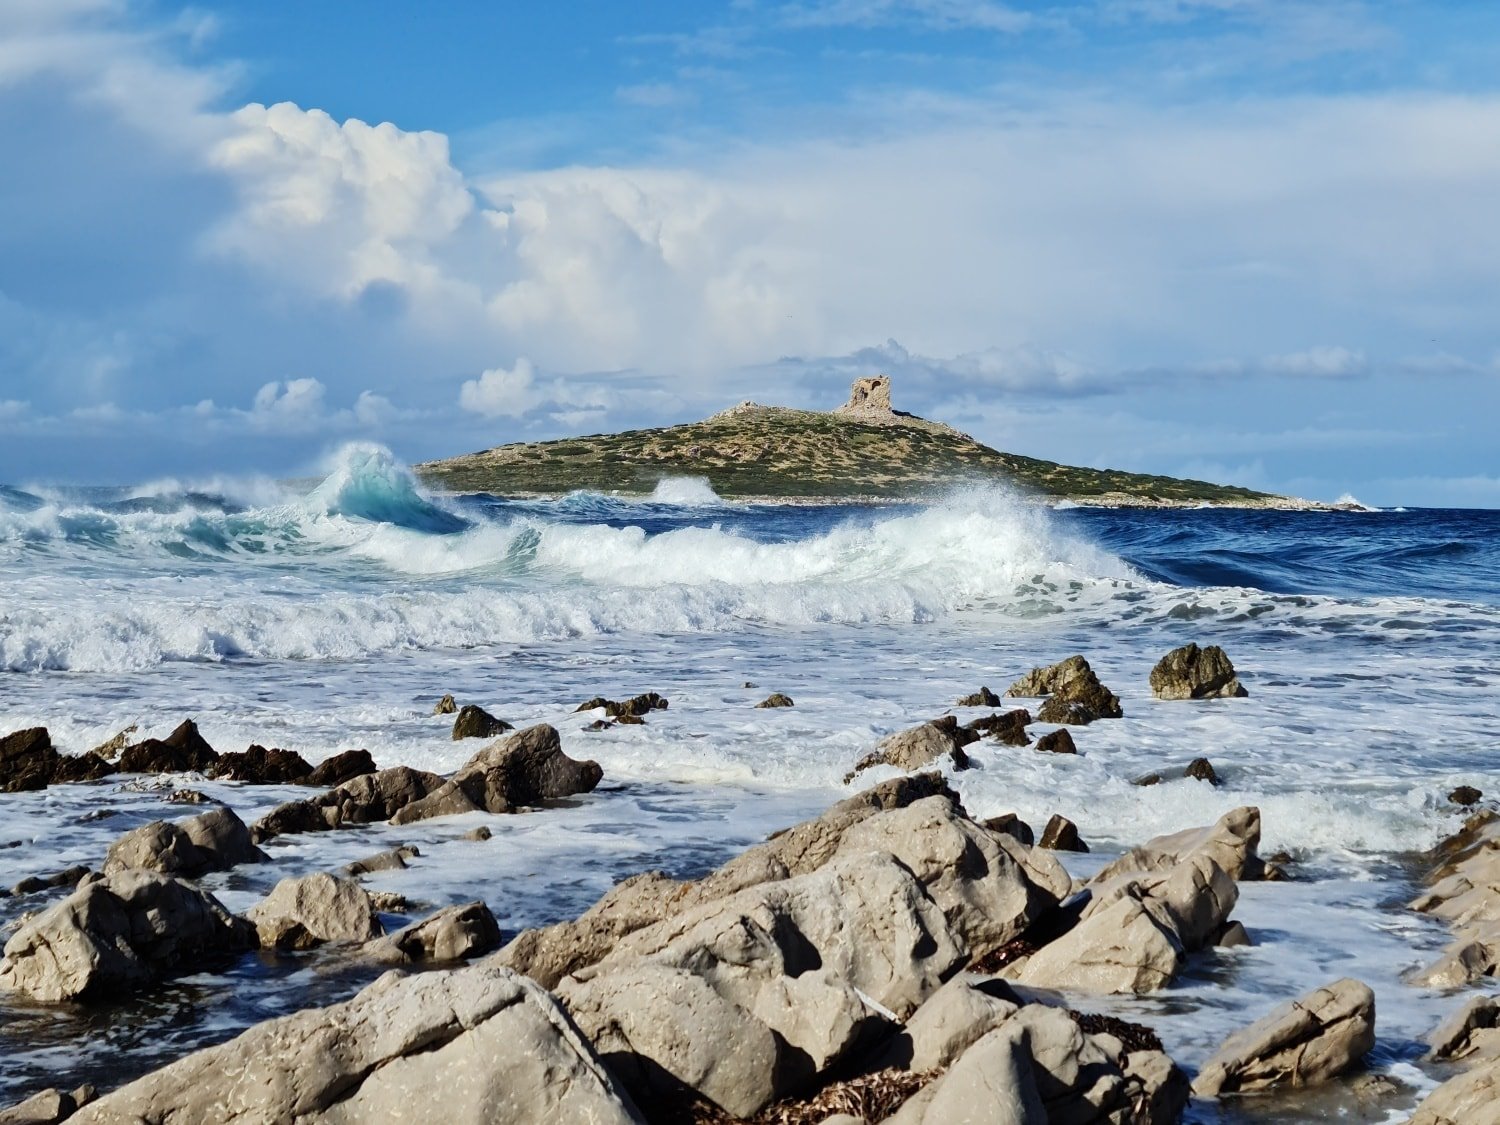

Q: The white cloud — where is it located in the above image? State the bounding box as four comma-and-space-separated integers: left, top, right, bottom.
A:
1263, 345, 1367, 378
777, 0, 1034, 32
248, 377, 327, 431
459, 358, 544, 418
0, 399, 27, 420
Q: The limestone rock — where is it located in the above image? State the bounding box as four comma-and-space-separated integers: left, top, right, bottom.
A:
89, 724, 137, 759
966, 709, 1032, 747
1014, 886, 1183, 994
1410, 1056, 1500, 1125
887, 1023, 1044, 1125
0, 1087, 89, 1124
303, 747, 377, 787
102, 806, 262, 877
10, 865, 90, 897
1149, 643, 1248, 700
836, 374, 894, 418
984, 813, 1035, 847
871, 975, 1020, 1072
957, 686, 1002, 708
391, 724, 602, 825
341, 845, 419, 876
0, 869, 254, 1001
433, 693, 458, 715
253, 765, 447, 841
118, 719, 219, 774
209, 744, 313, 783
1093, 806, 1263, 882
756, 693, 795, 708
1006, 655, 1122, 720
1035, 729, 1076, 755
247, 872, 382, 950
1038, 814, 1087, 852
1192, 978, 1375, 1096
69, 967, 643, 1125
368, 901, 503, 964
1427, 995, 1500, 1062
845, 717, 973, 782
451, 704, 513, 740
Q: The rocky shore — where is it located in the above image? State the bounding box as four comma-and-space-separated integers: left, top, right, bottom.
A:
0, 644, 1488, 1123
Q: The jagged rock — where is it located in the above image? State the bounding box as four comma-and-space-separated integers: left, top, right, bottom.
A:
68, 967, 643, 1125
1451, 785, 1484, 807
844, 717, 973, 782
10, 865, 91, 897
1427, 995, 1500, 1062
0, 1086, 92, 1124
584, 719, 614, 731
966, 709, 1032, 747
492, 773, 964, 988
1014, 885, 1183, 994
247, 872, 382, 950
118, 719, 219, 774
165, 788, 210, 804
870, 975, 1020, 1072
984, 813, 1035, 847
1006, 655, 1122, 721
451, 704, 514, 740
370, 891, 409, 913
1410, 1056, 1500, 1125
102, 806, 263, 877
367, 901, 503, 964
1, 728, 59, 792
304, 747, 377, 787
560, 852, 961, 1115
433, 693, 458, 715
49, 751, 116, 784
0, 869, 254, 1001
1192, 978, 1376, 1096
253, 765, 448, 841
209, 744, 313, 783
342, 845, 420, 877
575, 693, 669, 718
1038, 814, 1087, 852
1035, 729, 1076, 755
1214, 920, 1252, 948
89, 724, 137, 759
614, 713, 645, 725
956, 686, 1002, 708
1149, 643, 1247, 700
1094, 806, 1263, 882
887, 1023, 1043, 1125
1186, 757, 1220, 785
756, 693, 795, 708
392, 724, 602, 825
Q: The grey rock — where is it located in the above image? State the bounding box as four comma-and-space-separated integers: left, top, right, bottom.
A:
1149, 642, 1248, 700
246, 873, 382, 950
367, 901, 503, 964
103, 807, 263, 877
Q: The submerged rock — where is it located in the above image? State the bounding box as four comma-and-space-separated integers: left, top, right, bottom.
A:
451, 704, 514, 740
10, 865, 91, 898
367, 901, 503, 964
253, 765, 448, 841
1035, 729, 1077, 755
1186, 757, 1220, 785
68, 967, 643, 1125
1193, 978, 1376, 1096
341, 845, 420, 877
1450, 785, 1484, 807
118, 720, 220, 775
303, 747, 377, 787
433, 693, 458, 715
209, 744, 313, 783
0, 870, 254, 1001
965, 709, 1032, 747
575, 693, 669, 719
844, 716, 974, 782
1149, 643, 1248, 701
247, 872, 382, 950
956, 686, 1002, 708
755, 693, 795, 708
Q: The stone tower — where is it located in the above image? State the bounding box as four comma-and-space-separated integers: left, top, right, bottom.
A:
835, 375, 894, 419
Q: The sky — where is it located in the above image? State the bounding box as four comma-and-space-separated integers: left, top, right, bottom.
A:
2, 0, 1499, 506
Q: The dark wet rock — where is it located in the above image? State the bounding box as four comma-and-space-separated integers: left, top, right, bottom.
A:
342, 845, 420, 877
252, 765, 448, 841
10, 865, 91, 898
576, 693, 669, 718
1186, 757, 1221, 785
1037, 697, 1103, 725
965, 709, 1031, 746
118, 720, 220, 775
1193, 978, 1376, 1096
464, 826, 493, 841
614, 713, 645, 725
956, 686, 1001, 707
433, 693, 457, 715
584, 719, 615, 731
50, 752, 116, 784
575, 696, 613, 713
0, 869, 255, 1001
1450, 785, 1484, 807
248, 873, 382, 951
1150, 642, 1248, 701
393, 724, 603, 825
843, 717, 973, 783
78, 808, 118, 822
303, 747, 377, 787
451, 704, 514, 741
1213, 920, 1253, 948
755, 693, 795, 708
165, 789, 211, 804
1038, 814, 1088, 852
210, 744, 313, 783
89, 725, 137, 760
1007, 655, 1123, 721
103, 806, 264, 877
983, 812, 1035, 847
1036, 729, 1077, 755
67, 967, 641, 1125
742, 681, 758, 689
1, 727, 59, 792
1134, 772, 1165, 787
367, 901, 503, 964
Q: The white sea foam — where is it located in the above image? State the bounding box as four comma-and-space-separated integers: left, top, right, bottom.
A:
647, 475, 723, 506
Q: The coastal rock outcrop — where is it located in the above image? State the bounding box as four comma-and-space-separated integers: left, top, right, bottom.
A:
102, 806, 263, 877
252, 765, 448, 840
1192, 978, 1376, 1096
433, 693, 458, 715
1408, 812, 1500, 987
0, 869, 254, 1001
391, 723, 602, 824
367, 901, 503, 964
1094, 806, 1264, 882
965, 709, 1032, 747
1, 727, 114, 791
246, 872, 382, 950
303, 747, 377, 787
1410, 1055, 1500, 1125
844, 717, 975, 782
956, 686, 1002, 708
1427, 995, 1500, 1063
67, 967, 644, 1125
575, 693, 669, 719
118, 719, 220, 774
208, 744, 314, 783
1149, 643, 1248, 700
1035, 729, 1077, 755
1007, 656, 1122, 723
756, 693, 795, 708
451, 704, 513, 740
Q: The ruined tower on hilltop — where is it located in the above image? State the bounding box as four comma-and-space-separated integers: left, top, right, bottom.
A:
834, 375, 894, 420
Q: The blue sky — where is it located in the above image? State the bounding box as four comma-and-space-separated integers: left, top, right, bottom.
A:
2, 0, 1499, 505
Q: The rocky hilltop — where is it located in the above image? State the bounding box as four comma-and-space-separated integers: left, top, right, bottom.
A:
418, 376, 1307, 506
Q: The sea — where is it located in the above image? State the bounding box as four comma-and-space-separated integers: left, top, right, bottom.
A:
2, 441, 1498, 1121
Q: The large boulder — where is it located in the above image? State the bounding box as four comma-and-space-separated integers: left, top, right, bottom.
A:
0, 727, 59, 792
246, 873, 382, 950
391, 724, 602, 825
69, 967, 643, 1124
118, 719, 220, 774
1149, 643, 1248, 700
451, 704, 513, 740
303, 747, 377, 787
1006, 656, 1122, 721
252, 765, 448, 841
887, 1023, 1044, 1125
1013, 884, 1184, 994
367, 901, 503, 964
1409, 816, 1500, 987
1427, 995, 1500, 1063
209, 744, 313, 783
844, 717, 974, 782
1093, 806, 1264, 883
102, 807, 263, 877
0, 870, 254, 1001
1410, 1056, 1500, 1125
1192, 978, 1376, 1096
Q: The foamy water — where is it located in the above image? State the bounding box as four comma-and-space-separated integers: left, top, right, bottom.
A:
2, 445, 1498, 1118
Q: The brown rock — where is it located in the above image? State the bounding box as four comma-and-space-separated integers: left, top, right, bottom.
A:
1007, 656, 1122, 720
0, 728, 58, 792
253, 765, 448, 841
844, 717, 973, 782
983, 813, 1035, 847
118, 719, 219, 774
1038, 814, 1088, 852
210, 744, 313, 783
1186, 757, 1220, 785
1035, 729, 1077, 755
1451, 785, 1484, 807
451, 704, 514, 740
432, 693, 457, 715
367, 901, 503, 964
247, 873, 382, 950
755, 693, 795, 708
956, 686, 1001, 708
1149, 642, 1247, 701
303, 747, 377, 787
102, 807, 263, 878
966, 709, 1032, 747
